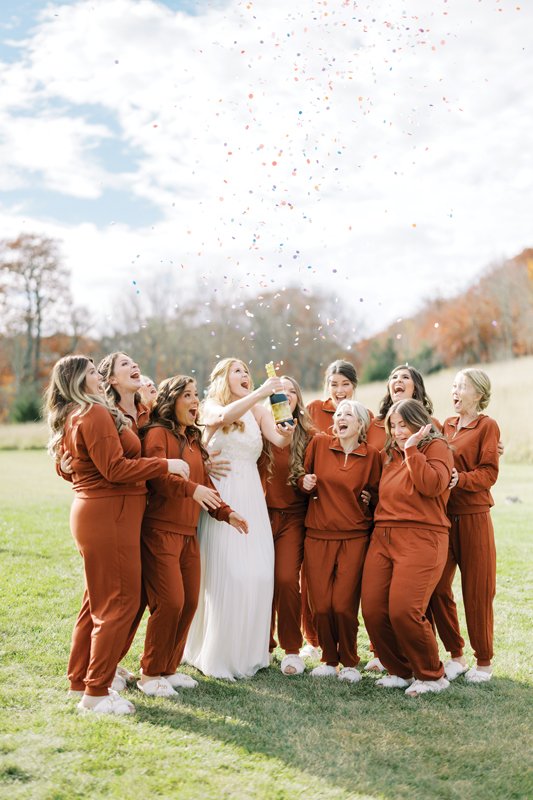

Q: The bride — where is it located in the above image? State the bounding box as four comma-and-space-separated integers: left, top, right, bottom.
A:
184, 358, 293, 679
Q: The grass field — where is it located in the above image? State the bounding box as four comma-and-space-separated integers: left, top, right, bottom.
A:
0, 452, 532, 800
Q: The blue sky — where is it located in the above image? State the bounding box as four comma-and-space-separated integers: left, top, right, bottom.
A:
1, 0, 531, 338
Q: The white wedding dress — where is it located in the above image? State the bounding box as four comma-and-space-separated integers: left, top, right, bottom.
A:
184, 410, 274, 680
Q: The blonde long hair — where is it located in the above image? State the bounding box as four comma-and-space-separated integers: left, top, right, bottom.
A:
202, 357, 253, 433
44, 355, 125, 460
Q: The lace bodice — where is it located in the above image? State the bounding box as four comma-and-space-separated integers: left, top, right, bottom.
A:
206, 409, 263, 464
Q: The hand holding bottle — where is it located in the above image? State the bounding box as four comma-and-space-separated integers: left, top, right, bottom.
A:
258, 376, 284, 399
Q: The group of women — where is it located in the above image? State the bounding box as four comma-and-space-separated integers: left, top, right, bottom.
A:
45, 351, 500, 714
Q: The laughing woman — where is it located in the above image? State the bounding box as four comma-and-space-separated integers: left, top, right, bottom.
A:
430, 369, 500, 684
45, 355, 187, 714
361, 399, 454, 697
184, 358, 293, 679
263, 375, 316, 677
367, 364, 439, 451
299, 400, 381, 683
138, 376, 248, 697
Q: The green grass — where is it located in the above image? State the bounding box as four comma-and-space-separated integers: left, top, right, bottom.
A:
0, 452, 532, 800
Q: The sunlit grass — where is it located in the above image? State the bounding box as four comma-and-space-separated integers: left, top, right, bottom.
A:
0, 452, 531, 799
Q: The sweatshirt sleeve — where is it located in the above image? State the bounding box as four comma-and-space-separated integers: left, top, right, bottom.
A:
142, 428, 198, 498
404, 439, 453, 497
456, 418, 500, 492
80, 405, 167, 483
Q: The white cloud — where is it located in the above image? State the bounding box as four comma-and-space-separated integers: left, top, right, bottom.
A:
0, 0, 531, 339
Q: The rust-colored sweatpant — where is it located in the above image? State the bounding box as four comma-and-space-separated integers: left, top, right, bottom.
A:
300, 564, 319, 648
140, 527, 201, 676
269, 510, 305, 654
361, 526, 448, 681
430, 512, 496, 666
304, 536, 368, 667
67, 495, 145, 696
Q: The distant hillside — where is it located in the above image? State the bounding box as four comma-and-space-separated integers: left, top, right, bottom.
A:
353, 249, 533, 381
304, 355, 533, 464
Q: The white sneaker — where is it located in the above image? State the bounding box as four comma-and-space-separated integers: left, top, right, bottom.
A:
405, 677, 450, 697
364, 657, 385, 673
376, 674, 414, 689
310, 664, 338, 677
137, 677, 178, 697
299, 644, 321, 661
338, 667, 362, 683
163, 672, 198, 689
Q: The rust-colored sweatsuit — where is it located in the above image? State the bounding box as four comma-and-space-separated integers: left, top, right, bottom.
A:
64, 404, 167, 696
430, 414, 500, 665
361, 438, 453, 681
264, 443, 309, 655
299, 436, 381, 668
67, 402, 152, 685
140, 426, 233, 676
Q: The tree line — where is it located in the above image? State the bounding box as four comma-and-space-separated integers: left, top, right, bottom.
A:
1, 234, 532, 422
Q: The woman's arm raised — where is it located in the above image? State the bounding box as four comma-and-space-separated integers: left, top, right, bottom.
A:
201, 376, 284, 430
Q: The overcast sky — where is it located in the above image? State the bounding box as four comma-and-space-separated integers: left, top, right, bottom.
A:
0, 0, 531, 340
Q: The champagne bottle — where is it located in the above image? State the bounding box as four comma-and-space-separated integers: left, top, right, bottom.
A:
265, 362, 294, 426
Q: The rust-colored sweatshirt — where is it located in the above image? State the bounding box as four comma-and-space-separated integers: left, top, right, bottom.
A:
443, 414, 500, 515
64, 404, 167, 498
298, 435, 381, 539
142, 426, 232, 536
264, 443, 308, 513
374, 438, 453, 533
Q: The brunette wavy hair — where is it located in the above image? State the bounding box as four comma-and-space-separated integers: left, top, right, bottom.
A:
383, 398, 446, 461
262, 375, 316, 487
377, 364, 434, 421
44, 354, 128, 460
144, 375, 209, 461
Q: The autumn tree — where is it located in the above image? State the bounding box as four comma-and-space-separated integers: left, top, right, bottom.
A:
0, 234, 73, 419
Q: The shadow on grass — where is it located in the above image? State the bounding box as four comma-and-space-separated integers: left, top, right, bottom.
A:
131, 667, 533, 799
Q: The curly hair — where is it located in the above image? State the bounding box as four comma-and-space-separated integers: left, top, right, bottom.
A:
144, 375, 209, 461
377, 364, 434, 420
